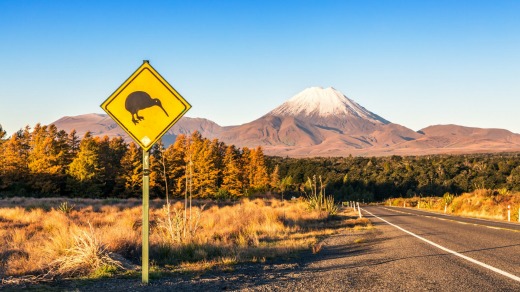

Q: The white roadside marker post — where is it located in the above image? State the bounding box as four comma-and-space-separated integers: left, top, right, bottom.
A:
508, 205, 511, 222
444, 203, 447, 214
357, 202, 362, 218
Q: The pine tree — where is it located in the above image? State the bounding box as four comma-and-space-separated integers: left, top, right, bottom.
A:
97, 136, 127, 196
250, 146, 269, 191
211, 139, 226, 190
270, 164, 280, 191
167, 134, 188, 196
150, 140, 167, 198
68, 129, 80, 157
55, 128, 72, 170
0, 134, 29, 193
67, 132, 104, 197
241, 147, 251, 193
221, 145, 243, 197
0, 124, 6, 142
188, 133, 218, 197
118, 142, 142, 197
201, 139, 220, 196
27, 124, 65, 194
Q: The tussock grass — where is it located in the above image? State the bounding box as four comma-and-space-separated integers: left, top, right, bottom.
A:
0, 197, 370, 281
47, 224, 124, 277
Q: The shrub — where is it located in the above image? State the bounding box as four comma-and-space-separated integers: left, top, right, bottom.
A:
305, 176, 338, 215
443, 192, 455, 205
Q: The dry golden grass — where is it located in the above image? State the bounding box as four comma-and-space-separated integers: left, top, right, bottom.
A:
388, 189, 520, 221
0, 197, 369, 280
47, 224, 124, 277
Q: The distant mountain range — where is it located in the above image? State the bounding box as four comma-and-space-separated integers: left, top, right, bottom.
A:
52, 87, 520, 157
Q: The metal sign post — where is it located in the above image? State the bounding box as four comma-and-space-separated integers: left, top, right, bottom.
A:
142, 150, 150, 283
101, 61, 191, 284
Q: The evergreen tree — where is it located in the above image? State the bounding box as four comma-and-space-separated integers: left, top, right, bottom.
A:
0, 134, 29, 193
68, 129, 80, 157
221, 145, 243, 196
270, 164, 280, 191
150, 140, 166, 198
250, 146, 269, 191
211, 139, 226, 190
186, 132, 204, 197
27, 124, 65, 194
97, 136, 127, 196
189, 134, 218, 197
67, 132, 104, 197
166, 134, 188, 196
118, 142, 142, 197
0, 124, 6, 142
241, 147, 251, 193
55, 128, 72, 169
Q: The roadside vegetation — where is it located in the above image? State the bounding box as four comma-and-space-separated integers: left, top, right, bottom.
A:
386, 189, 520, 221
0, 197, 369, 284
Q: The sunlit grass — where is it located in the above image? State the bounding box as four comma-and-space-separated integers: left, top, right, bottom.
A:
387, 189, 520, 221
0, 197, 369, 281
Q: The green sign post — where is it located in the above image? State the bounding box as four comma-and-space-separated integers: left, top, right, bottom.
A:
142, 150, 150, 282
101, 61, 191, 283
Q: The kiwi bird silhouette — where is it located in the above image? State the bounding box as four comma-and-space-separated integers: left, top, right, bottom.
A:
125, 91, 169, 124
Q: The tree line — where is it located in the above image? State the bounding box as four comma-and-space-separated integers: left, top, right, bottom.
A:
0, 124, 274, 198
2, 123, 520, 201
270, 153, 520, 202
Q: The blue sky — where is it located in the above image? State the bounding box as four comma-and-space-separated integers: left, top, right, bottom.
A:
1, 0, 519, 136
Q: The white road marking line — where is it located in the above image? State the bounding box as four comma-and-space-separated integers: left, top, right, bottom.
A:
363, 208, 520, 283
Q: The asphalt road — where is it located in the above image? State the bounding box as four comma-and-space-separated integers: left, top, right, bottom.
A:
355, 206, 520, 291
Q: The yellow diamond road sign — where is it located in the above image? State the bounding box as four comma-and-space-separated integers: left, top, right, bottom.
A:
101, 61, 191, 151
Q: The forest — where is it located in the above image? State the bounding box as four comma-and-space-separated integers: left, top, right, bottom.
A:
2, 124, 520, 202
0, 124, 273, 199
271, 153, 520, 202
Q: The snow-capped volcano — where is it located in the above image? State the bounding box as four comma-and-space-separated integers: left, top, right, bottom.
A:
218, 86, 420, 150
269, 87, 389, 124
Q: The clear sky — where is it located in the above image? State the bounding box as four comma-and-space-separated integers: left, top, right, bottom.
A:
1, 0, 519, 136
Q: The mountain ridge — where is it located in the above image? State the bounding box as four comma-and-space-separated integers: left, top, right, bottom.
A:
50, 87, 520, 157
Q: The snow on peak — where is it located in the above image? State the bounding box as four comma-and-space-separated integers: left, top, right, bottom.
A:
270, 87, 389, 124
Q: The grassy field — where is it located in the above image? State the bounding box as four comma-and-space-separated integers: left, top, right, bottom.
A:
386, 189, 520, 221
0, 197, 370, 284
